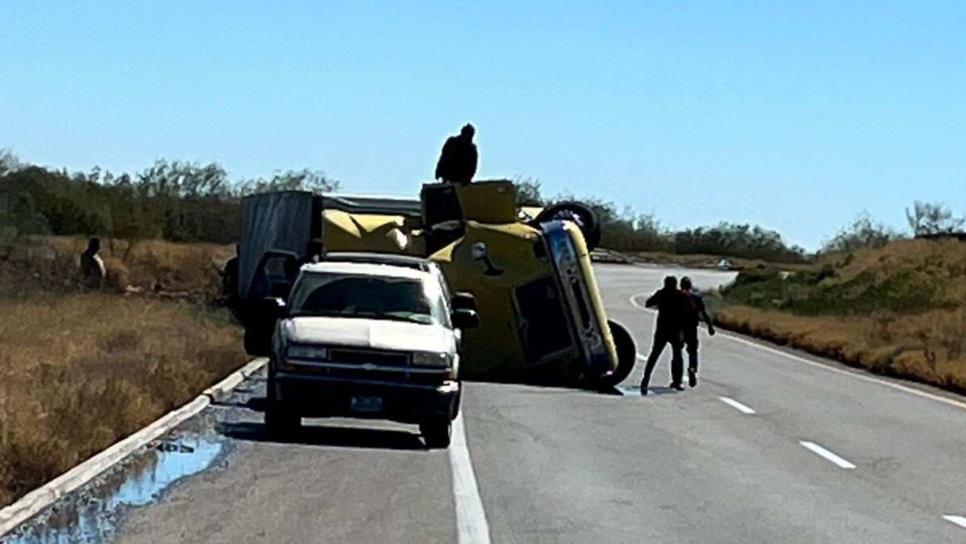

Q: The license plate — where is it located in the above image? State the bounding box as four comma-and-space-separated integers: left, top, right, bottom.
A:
350, 395, 383, 414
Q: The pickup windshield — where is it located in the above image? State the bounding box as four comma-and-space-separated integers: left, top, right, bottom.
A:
288, 273, 446, 325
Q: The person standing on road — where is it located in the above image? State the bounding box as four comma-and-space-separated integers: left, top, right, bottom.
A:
640, 275, 690, 395
434, 123, 478, 185
680, 276, 715, 388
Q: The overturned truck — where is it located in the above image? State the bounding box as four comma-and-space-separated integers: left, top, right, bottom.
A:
230, 180, 636, 389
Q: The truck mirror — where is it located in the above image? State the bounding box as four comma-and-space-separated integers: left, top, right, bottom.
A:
451, 308, 480, 329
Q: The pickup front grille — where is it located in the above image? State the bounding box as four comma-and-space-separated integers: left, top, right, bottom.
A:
328, 348, 410, 367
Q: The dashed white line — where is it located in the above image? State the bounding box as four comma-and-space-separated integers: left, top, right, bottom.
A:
799, 441, 856, 469
719, 397, 756, 414
449, 414, 491, 544
943, 515, 966, 529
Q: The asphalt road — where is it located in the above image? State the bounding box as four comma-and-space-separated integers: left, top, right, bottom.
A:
18, 263, 966, 543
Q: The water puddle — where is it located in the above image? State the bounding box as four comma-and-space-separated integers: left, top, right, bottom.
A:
2, 430, 226, 544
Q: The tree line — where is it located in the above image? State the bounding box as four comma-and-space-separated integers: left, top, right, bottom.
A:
516, 178, 809, 262
1, 150, 960, 260
0, 151, 338, 244
515, 178, 965, 261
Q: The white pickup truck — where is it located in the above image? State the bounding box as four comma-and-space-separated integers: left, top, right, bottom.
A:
265, 258, 479, 448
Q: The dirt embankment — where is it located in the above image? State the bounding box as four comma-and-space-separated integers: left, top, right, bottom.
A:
715, 239, 966, 394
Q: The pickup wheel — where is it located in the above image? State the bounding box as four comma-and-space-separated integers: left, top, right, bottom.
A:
265, 371, 300, 437
265, 406, 300, 437
420, 418, 452, 449
599, 320, 637, 388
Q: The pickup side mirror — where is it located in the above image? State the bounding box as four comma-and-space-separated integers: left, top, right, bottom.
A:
451, 292, 477, 311
244, 297, 286, 356
451, 308, 480, 330
260, 296, 287, 317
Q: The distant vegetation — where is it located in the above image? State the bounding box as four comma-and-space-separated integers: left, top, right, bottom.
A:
2, 151, 961, 263
717, 238, 966, 393
517, 178, 810, 263
0, 151, 338, 245
516, 178, 964, 263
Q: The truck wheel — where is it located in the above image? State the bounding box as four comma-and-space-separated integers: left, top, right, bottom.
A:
420, 418, 452, 449
599, 320, 636, 388
534, 202, 602, 251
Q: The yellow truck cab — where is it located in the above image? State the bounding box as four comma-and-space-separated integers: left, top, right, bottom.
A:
232, 180, 636, 389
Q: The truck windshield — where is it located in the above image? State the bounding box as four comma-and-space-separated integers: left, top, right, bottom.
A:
288, 273, 446, 325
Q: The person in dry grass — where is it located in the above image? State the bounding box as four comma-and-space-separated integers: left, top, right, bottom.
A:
222, 244, 240, 305
435, 123, 478, 185
680, 276, 715, 388
79, 237, 106, 288
640, 275, 691, 395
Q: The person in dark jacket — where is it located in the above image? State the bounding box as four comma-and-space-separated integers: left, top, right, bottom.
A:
435, 124, 478, 185
680, 276, 715, 388
640, 275, 691, 394
79, 237, 106, 289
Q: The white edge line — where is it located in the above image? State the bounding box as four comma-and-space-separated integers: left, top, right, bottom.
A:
719, 397, 756, 415
0, 357, 268, 537
942, 515, 966, 529
799, 441, 856, 470
627, 293, 966, 413
449, 414, 492, 544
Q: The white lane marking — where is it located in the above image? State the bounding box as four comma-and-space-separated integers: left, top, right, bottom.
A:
450, 414, 491, 544
719, 397, 756, 414
637, 353, 647, 361
628, 292, 966, 413
942, 515, 966, 529
799, 441, 856, 469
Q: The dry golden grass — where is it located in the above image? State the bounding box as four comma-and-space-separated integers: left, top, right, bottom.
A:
0, 235, 234, 298
0, 293, 244, 507
716, 305, 966, 392
819, 238, 966, 304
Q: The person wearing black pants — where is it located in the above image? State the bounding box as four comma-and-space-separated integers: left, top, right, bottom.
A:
640, 276, 690, 395
680, 276, 716, 387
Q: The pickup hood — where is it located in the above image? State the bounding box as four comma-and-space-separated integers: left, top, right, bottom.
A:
281, 316, 455, 354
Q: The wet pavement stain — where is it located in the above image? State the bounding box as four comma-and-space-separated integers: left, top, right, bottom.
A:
1, 429, 228, 544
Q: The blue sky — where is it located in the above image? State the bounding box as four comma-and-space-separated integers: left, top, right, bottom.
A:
2, 1, 964, 249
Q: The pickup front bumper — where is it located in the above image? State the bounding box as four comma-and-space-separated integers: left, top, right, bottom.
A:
272, 370, 460, 424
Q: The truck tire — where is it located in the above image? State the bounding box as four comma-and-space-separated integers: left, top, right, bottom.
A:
534, 202, 602, 251
599, 320, 636, 388
420, 418, 452, 449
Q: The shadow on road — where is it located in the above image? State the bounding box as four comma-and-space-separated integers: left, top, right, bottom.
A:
210, 396, 268, 412
218, 421, 428, 451
616, 385, 682, 397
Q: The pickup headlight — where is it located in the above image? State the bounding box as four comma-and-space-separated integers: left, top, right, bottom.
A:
286, 345, 329, 360
412, 352, 452, 368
